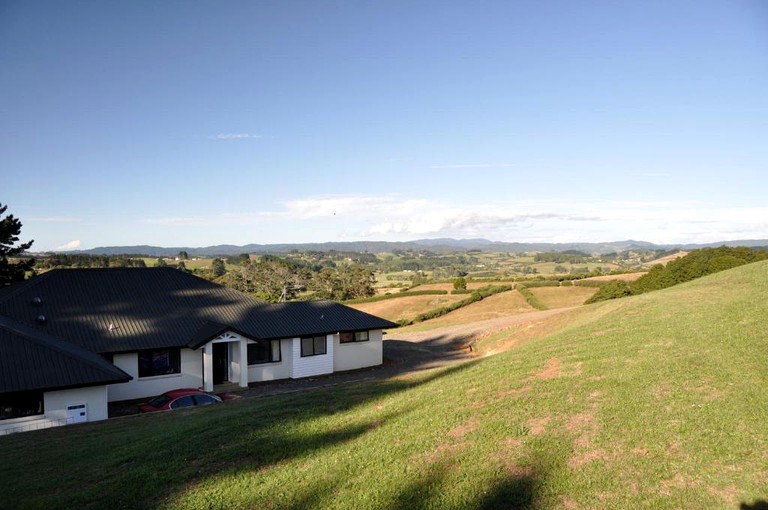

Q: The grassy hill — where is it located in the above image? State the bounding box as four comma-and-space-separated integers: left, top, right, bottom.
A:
2, 262, 767, 508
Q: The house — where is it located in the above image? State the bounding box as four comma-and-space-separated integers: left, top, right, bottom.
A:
0, 267, 397, 434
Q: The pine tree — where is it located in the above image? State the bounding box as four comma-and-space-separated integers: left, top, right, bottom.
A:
0, 203, 35, 286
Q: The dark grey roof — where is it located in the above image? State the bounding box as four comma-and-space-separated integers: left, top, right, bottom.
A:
0, 268, 397, 354
0, 315, 131, 394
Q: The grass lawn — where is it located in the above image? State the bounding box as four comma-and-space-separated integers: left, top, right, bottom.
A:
2, 262, 767, 509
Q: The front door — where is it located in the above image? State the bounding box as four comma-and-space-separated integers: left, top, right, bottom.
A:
213, 343, 228, 384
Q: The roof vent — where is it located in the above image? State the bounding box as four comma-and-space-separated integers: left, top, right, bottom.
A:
31, 297, 43, 306
35, 314, 47, 325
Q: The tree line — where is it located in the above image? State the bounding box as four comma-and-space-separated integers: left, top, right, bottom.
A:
586, 246, 768, 304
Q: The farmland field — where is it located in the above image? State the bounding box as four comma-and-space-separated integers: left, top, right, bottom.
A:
348, 294, 467, 323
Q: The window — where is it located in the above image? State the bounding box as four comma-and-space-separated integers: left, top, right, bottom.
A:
301, 336, 327, 357
170, 396, 195, 409
138, 348, 181, 378
340, 331, 369, 343
247, 340, 281, 365
0, 391, 44, 420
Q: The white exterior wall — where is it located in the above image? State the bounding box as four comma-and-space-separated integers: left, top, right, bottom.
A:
107, 348, 203, 402
0, 385, 108, 436
291, 335, 334, 379
248, 338, 292, 382
333, 329, 383, 372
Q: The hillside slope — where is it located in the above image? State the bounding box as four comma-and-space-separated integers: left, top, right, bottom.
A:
1, 262, 766, 509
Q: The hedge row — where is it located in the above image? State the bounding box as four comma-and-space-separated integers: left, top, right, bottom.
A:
343, 289, 448, 304
400, 285, 513, 326
516, 285, 548, 311
573, 280, 610, 288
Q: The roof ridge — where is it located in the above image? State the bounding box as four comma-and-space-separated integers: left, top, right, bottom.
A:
0, 314, 130, 380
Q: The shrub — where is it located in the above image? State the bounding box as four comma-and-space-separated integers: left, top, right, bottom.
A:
585, 280, 634, 304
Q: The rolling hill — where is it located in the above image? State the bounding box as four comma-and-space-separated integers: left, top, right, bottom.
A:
42, 238, 768, 257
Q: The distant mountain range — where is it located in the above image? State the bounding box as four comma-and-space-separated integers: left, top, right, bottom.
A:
38, 238, 768, 257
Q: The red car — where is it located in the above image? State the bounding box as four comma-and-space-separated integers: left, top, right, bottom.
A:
139, 388, 223, 413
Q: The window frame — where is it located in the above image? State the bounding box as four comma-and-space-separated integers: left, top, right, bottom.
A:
340, 330, 370, 344
300, 335, 327, 357
247, 340, 282, 365
137, 348, 181, 378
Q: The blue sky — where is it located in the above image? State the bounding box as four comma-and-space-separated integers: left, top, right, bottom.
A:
2, 0, 767, 251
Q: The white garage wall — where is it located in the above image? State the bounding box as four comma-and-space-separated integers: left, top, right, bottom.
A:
333, 329, 383, 372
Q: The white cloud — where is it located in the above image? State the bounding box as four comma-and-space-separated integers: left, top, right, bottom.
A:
141, 194, 768, 245
208, 133, 262, 140
55, 240, 81, 251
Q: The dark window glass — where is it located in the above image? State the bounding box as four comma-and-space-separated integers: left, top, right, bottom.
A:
301, 336, 327, 357
340, 331, 369, 343
314, 336, 327, 355
146, 394, 172, 409
193, 394, 219, 406
0, 391, 44, 420
247, 340, 281, 365
170, 395, 195, 409
138, 348, 181, 378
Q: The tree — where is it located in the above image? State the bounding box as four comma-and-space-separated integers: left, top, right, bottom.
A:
155, 258, 167, 267
0, 203, 35, 286
177, 251, 189, 260
453, 277, 467, 291
310, 263, 375, 301
211, 257, 226, 277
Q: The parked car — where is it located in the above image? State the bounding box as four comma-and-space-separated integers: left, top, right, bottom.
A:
139, 388, 222, 413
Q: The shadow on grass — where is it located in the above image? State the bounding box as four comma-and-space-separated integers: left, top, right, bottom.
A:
0, 359, 483, 509
392, 461, 543, 510
741, 501, 768, 510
